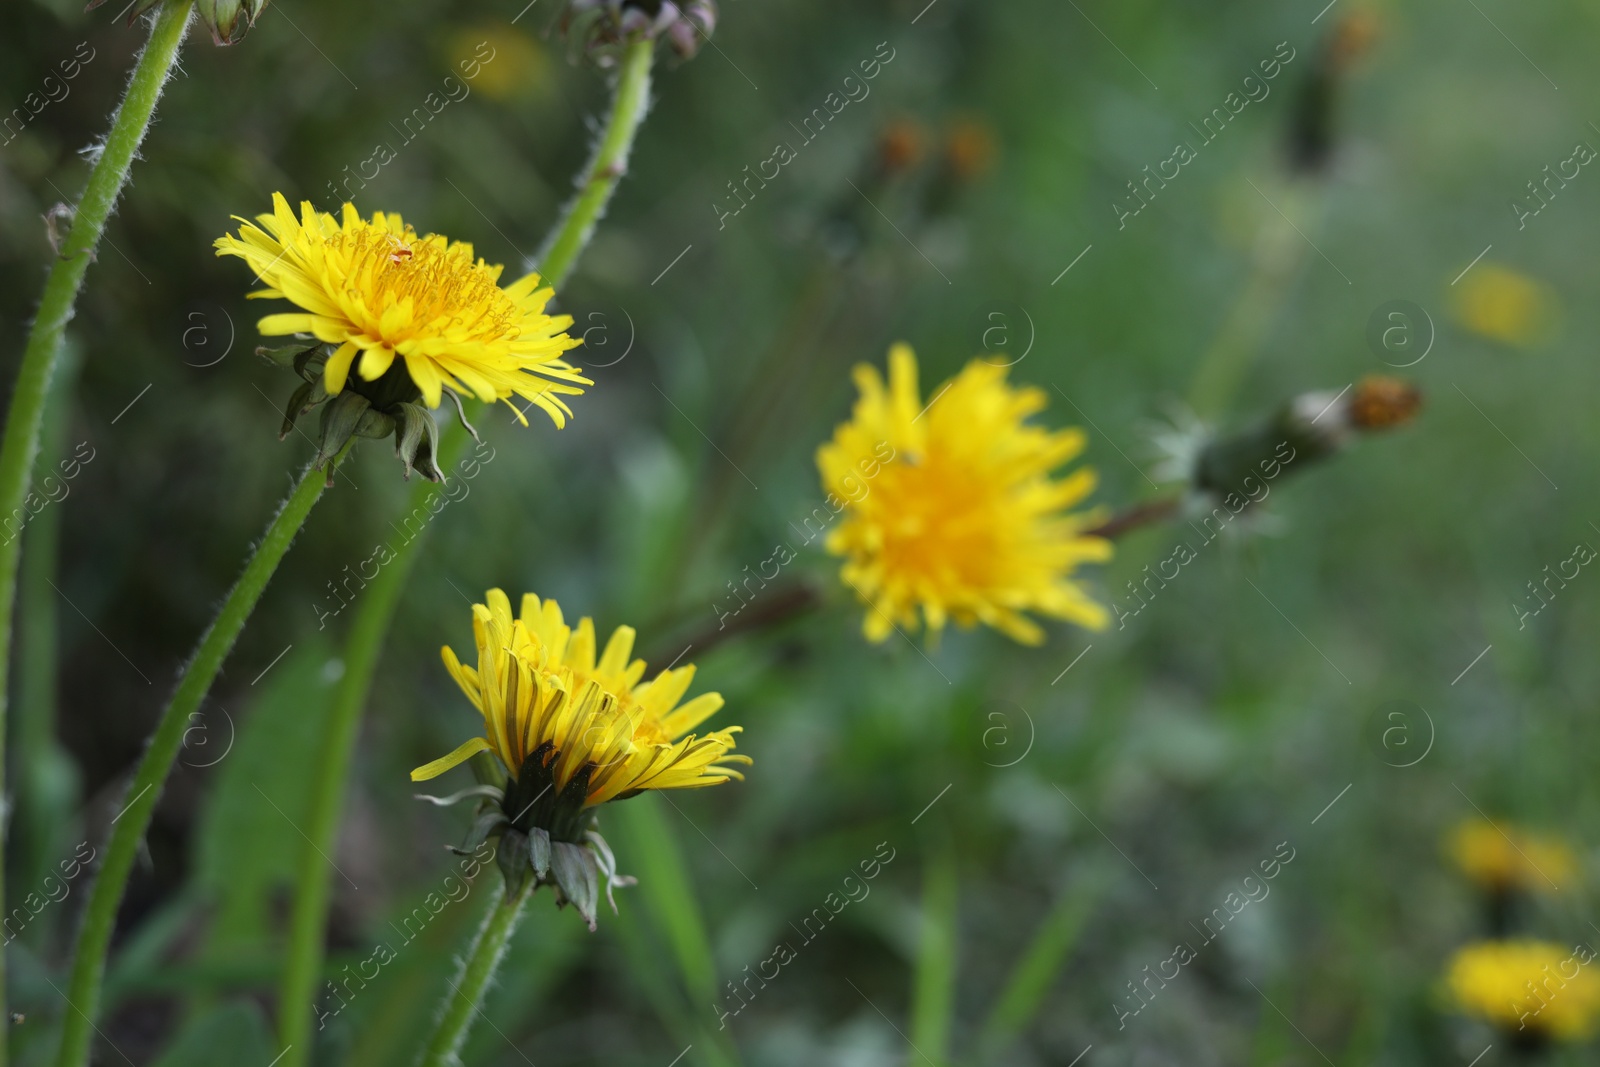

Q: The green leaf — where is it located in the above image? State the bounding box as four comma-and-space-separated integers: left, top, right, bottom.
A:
607, 794, 742, 1066
609, 795, 720, 1004
977, 876, 1103, 1053
151, 1000, 274, 1066
910, 840, 958, 1067
192, 640, 339, 959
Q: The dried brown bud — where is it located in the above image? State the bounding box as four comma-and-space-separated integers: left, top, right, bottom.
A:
876, 120, 926, 175
1348, 375, 1422, 431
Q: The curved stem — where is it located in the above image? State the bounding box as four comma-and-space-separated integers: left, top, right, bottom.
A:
55, 455, 331, 1067
10, 346, 83, 924
535, 37, 655, 288
1084, 495, 1182, 541
274, 37, 657, 1063
274, 426, 468, 1061
417, 883, 528, 1067
0, 3, 193, 1053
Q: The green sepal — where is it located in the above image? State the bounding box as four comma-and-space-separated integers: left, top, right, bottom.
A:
256, 342, 318, 372
354, 407, 396, 440
280, 382, 314, 440
529, 827, 552, 881
550, 841, 600, 931
316, 392, 371, 471
292, 345, 329, 381
394, 402, 444, 483
453, 809, 509, 857
415, 785, 505, 809
585, 828, 636, 911
496, 827, 533, 897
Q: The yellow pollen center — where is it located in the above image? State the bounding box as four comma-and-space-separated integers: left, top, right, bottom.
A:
328, 228, 522, 343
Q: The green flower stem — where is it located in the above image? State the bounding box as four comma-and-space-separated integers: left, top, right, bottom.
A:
418, 882, 529, 1067
55, 453, 335, 1067
0, 3, 192, 1053
10, 345, 83, 917
274, 37, 658, 1063
274, 425, 466, 1063
535, 36, 655, 287
1185, 181, 1322, 419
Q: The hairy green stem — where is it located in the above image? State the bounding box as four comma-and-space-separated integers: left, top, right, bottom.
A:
9, 346, 82, 919
417, 883, 528, 1067
274, 36, 657, 1062
55, 455, 332, 1067
535, 37, 655, 287
274, 426, 466, 1061
0, 3, 193, 1058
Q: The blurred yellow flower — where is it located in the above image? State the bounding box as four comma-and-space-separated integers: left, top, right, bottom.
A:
1445, 940, 1600, 1039
1453, 262, 1555, 347
412, 589, 748, 804
817, 343, 1112, 645
216, 193, 587, 426
1448, 818, 1578, 893
449, 25, 549, 101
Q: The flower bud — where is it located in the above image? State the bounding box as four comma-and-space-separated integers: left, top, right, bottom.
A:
197, 0, 269, 44
1194, 375, 1421, 499
560, 0, 718, 63
88, 0, 268, 43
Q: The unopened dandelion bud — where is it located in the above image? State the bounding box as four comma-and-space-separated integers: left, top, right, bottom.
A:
1194, 375, 1421, 499
560, 0, 719, 64
197, 0, 269, 44
88, 0, 267, 43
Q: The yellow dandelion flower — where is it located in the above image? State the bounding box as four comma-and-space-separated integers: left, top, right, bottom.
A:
1453, 262, 1555, 348
413, 588, 748, 800
1445, 940, 1600, 1040
1448, 818, 1578, 894
817, 343, 1112, 646
411, 590, 748, 925
215, 192, 587, 427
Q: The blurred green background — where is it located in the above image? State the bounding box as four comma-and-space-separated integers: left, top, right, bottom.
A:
3, 0, 1598, 1063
